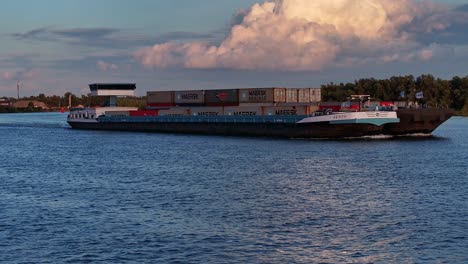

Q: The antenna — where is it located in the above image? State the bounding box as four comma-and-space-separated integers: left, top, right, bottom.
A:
16, 80, 20, 99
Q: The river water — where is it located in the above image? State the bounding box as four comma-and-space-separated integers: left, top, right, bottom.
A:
0, 113, 467, 263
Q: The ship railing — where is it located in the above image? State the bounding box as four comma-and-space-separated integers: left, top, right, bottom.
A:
98, 115, 307, 124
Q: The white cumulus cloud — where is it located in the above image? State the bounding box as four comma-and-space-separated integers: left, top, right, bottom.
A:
134, 0, 457, 71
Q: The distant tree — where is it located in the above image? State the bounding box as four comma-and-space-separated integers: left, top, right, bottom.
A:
460, 98, 468, 115
320, 74, 467, 113
27, 102, 35, 112
38, 93, 46, 101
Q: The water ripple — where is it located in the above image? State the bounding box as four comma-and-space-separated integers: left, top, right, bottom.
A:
0, 113, 467, 263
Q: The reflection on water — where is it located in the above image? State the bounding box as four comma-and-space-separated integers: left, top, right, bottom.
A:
0, 113, 467, 263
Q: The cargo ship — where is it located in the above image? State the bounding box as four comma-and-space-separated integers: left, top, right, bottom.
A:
67, 84, 453, 138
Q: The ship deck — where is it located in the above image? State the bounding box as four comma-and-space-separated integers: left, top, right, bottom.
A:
98, 115, 308, 124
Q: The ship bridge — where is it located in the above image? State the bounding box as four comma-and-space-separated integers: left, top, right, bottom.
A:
89, 83, 136, 107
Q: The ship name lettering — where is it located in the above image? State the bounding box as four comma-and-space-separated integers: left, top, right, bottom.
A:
247, 90, 267, 101
333, 115, 347, 119
248, 90, 267, 96
233, 111, 256, 116
197, 112, 219, 116
275, 110, 297, 115
181, 94, 199, 100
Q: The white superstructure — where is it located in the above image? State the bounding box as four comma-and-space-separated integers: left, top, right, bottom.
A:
67, 107, 138, 123
298, 111, 399, 126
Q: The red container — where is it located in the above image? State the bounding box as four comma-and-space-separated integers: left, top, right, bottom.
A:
380, 101, 394, 107
129, 110, 159, 116
147, 103, 176, 107
319, 102, 341, 111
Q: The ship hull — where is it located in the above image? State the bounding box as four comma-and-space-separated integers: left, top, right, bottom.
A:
384, 109, 454, 135
68, 120, 385, 139
68, 109, 453, 139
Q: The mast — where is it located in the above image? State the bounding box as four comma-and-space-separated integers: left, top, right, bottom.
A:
16, 81, 20, 99
350, 95, 371, 112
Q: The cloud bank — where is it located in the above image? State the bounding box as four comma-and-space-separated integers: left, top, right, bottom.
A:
135, 0, 467, 71
0, 69, 39, 81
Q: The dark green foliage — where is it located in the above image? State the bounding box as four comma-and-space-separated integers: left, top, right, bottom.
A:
0, 107, 18, 113
0, 93, 146, 114
322, 74, 468, 111
2, 75, 468, 115
7, 94, 147, 111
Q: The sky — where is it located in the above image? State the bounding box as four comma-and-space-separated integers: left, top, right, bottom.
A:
1, 0, 468, 97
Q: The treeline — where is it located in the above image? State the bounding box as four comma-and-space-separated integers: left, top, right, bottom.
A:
14, 92, 147, 110
0, 106, 43, 113
3, 74, 468, 115
321, 74, 468, 114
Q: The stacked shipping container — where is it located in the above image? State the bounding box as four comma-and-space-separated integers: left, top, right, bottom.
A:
286, 89, 298, 103
115, 105, 320, 117
159, 108, 190, 116
224, 106, 263, 116
175, 90, 205, 106
310, 88, 321, 103
298, 88, 311, 103
147, 87, 322, 106
147, 91, 175, 107
190, 107, 224, 116
238, 88, 286, 104
205, 89, 239, 106
145, 88, 322, 116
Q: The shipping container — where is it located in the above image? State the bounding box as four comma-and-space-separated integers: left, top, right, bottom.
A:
319, 102, 341, 111
238, 102, 275, 107
380, 101, 394, 107
364, 101, 380, 107
238, 88, 286, 103
263, 106, 310, 116
129, 110, 159, 117
224, 106, 263, 116
298, 88, 311, 103
190, 107, 224, 116
309, 105, 320, 113
341, 102, 360, 111
205, 89, 239, 106
276, 102, 319, 107
175, 90, 205, 105
147, 91, 175, 106
159, 108, 190, 116
105, 111, 130, 116
147, 103, 176, 108
286, 89, 298, 103
310, 88, 322, 102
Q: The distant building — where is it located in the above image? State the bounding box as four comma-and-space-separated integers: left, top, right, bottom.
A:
12, 100, 50, 110
0, 97, 12, 107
